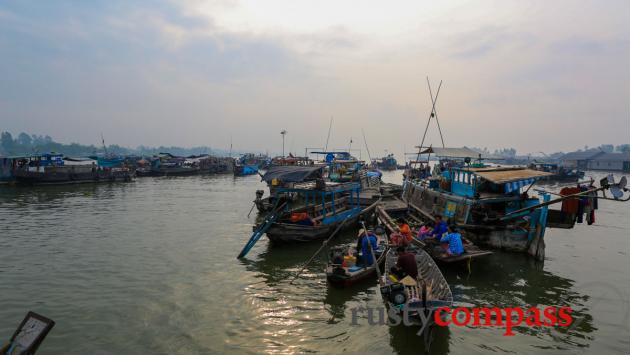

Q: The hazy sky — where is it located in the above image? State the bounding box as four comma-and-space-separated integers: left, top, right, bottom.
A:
1, 0, 629, 158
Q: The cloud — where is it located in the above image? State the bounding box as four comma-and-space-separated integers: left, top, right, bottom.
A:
1, 0, 630, 155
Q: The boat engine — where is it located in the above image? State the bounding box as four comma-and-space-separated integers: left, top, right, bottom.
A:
381, 283, 407, 305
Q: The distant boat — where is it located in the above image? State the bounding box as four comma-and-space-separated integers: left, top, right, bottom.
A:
13, 153, 132, 185
233, 153, 268, 176
528, 162, 585, 182
372, 154, 398, 171
136, 153, 200, 177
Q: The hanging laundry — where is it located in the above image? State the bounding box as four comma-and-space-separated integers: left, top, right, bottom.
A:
560, 187, 581, 214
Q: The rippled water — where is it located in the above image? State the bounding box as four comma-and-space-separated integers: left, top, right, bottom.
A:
1, 171, 629, 354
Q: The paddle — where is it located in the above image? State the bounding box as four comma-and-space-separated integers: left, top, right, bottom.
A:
289, 215, 353, 284
247, 203, 256, 218
289, 200, 382, 284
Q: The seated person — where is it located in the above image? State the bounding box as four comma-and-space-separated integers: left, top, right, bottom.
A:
360, 230, 379, 266
440, 225, 465, 257
427, 215, 448, 240
398, 223, 413, 243
390, 232, 408, 246
390, 246, 418, 280
417, 225, 431, 240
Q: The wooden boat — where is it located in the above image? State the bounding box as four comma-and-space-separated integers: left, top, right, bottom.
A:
263, 182, 366, 244
135, 153, 200, 177
372, 154, 398, 171
403, 158, 556, 260
376, 205, 493, 263
12, 153, 133, 185
233, 153, 268, 176
325, 239, 388, 288
238, 183, 379, 258
380, 246, 453, 326
528, 162, 585, 182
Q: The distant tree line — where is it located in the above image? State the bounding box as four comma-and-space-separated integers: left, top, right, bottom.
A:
0, 131, 232, 157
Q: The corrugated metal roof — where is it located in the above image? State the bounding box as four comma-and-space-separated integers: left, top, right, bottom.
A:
416, 147, 484, 159
473, 168, 552, 184
591, 153, 630, 161
560, 151, 605, 161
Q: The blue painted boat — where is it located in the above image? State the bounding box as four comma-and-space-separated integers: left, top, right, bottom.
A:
403, 165, 556, 260
261, 182, 366, 244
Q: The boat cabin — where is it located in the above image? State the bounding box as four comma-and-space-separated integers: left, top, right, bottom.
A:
274, 181, 363, 226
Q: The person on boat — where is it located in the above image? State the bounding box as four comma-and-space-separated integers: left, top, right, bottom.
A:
390, 231, 408, 246
398, 223, 413, 243
428, 215, 448, 239
390, 246, 418, 280
417, 224, 431, 240
360, 230, 379, 266
440, 225, 465, 257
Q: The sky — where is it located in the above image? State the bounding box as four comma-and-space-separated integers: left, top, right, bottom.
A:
1, 0, 629, 158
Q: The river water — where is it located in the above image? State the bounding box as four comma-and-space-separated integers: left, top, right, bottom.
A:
1, 171, 629, 354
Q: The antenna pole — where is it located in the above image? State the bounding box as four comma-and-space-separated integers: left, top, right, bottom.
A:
427, 77, 445, 148
361, 129, 373, 163
101, 133, 108, 156
324, 117, 333, 152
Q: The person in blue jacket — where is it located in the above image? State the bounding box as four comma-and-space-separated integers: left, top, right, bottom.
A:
440, 225, 465, 256
360, 230, 379, 266
429, 215, 448, 239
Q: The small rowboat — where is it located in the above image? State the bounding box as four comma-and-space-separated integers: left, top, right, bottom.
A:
325, 241, 388, 288
380, 246, 453, 327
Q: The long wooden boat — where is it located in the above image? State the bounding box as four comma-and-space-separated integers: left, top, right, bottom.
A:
325, 240, 388, 287
380, 246, 453, 326
376, 204, 493, 263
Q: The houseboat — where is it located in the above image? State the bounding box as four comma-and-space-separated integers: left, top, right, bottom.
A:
12, 153, 132, 185
372, 154, 398, 171
136, 153, 199, 177
528, 161, 585, 182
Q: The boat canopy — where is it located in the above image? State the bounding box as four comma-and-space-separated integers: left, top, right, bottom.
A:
466, 167, 552, 193
416, 147, 483, 159
262, 165, 323, 183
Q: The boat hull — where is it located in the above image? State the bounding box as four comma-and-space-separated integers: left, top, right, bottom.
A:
326, 250, 386, 287
14, 169, 132, 185
266, 214, 359, 243
136, 167, 199, 177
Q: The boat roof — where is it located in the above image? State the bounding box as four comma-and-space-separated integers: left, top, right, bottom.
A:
415, 147, 484, 159
560, 150, 605, 160
456, 167, 552, 184
262, 165, 323, 183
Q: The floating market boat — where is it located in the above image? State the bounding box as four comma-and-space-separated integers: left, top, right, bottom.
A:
372, 154, 398, 171
233, 153, 268, 176
253, 165, 325, 213
310, 151, 365, 183
136, 153, 199, 177
325, 235, 388, 288
238, 172, 378, 257
263, 181, 365, 244
402, 150, 630, 260
528, 162, 585, 182
380, 246, 453, 327
12, 153, 132, 185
